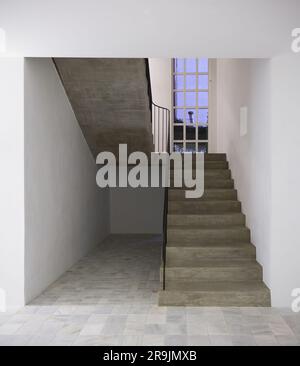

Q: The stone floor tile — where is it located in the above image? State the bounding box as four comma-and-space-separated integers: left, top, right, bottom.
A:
209, 335, 233, 346
0, 235, 297, 346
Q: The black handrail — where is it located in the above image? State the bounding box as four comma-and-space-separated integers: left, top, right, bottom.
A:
151, 102, 170, 153
145, 58, 170, 292
144, 59, 153, 112
151, 102, 170, 291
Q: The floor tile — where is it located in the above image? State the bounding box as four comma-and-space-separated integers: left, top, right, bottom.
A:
0, 235, 297, 346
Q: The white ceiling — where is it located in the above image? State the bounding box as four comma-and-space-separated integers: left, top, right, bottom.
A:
0, 0, 299, 58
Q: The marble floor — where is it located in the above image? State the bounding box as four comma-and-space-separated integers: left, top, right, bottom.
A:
0, 234, 300, 346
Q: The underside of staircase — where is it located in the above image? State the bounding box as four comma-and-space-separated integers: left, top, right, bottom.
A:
53, 58, 153, 158
159, 153, 271, 307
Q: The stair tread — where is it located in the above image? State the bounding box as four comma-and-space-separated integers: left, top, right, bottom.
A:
167, 241, 254, 248
169, 189, 237, 194
168, 225, 248, 230
165, 260, 261, 268
168, 213, 244, 217
164, 281, 269, 292
170, 200, 240, 203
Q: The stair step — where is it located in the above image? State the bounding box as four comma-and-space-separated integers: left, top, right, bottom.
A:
170, 169, 231, 180
159, 281, 271, 306
177, 153, 227, 161
166, 243, 256, 265
170, 160, 229, 170
204, 161, 229, 169
168, 200, 241, 214
168, 189, 237, 201
204, 153, 227, 161
168, 213, 246, 227
164, 261, 263, 282
204, 179, 234, 189
167, 226, 250, 244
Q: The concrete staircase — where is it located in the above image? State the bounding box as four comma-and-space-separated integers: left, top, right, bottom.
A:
53, 58, 153, 158
159, 153, 271, 307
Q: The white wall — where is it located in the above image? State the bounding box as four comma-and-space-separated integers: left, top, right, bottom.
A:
269, 53, 300, 306
0, 57, 25, 310
219, 58, 272, 284
217, 58, 272, 295
24, 58, 110, 303
110, 188, 164, 234
149, 59, 172, 111
217, 55, 300, 306
0, 1, 299, 58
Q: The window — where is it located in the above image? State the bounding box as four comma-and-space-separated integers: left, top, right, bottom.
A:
173, 58, 209, 153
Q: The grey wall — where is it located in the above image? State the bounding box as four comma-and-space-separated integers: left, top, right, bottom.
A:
24, 58, 110, 303
110, 188, 164, 234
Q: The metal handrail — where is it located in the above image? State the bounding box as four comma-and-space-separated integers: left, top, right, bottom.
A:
151, 102, 171, 291
145, 59, 170, 291
151, 102, 170, 153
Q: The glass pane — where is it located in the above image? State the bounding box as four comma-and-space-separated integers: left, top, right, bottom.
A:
174, 126, 183, 140
186, 109, 196, 124
186, 75, 196, 90
198, 92, 208, 107
198, 109, 208, 125
174, 108, 184, 123
198, 58, 208, 72
197, 142, 208, 153
186, 142, 196, 152
174, 92, 184, 107
186, 125, 196, 140
174, 58, 184, 73
185, 58, 197, 72
174, 142, 184, 152
198, 126, 208, 140
186, 92, 196, 106
174, 75, 184, 89
198, 75, 209, 89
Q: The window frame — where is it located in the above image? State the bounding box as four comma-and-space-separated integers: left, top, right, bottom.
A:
172, 58, 210, 153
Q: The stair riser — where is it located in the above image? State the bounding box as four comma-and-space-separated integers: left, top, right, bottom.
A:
167, 228, 250, 243
204, 154, 227, 161
166, 247, 256, 265
204, 161, 229, 169
159, 291, 271, 307
168, 190, 237, 201
168, 214, 245, 227
204, 180, 234, 189
165, 266, 262, 282
168, 201, 241, 214
170, 170, 231, 180
177, 154, 227, 162
170, 161, 229, 169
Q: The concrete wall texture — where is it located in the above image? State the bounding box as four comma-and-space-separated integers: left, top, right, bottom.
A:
54, 58, 153, 158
